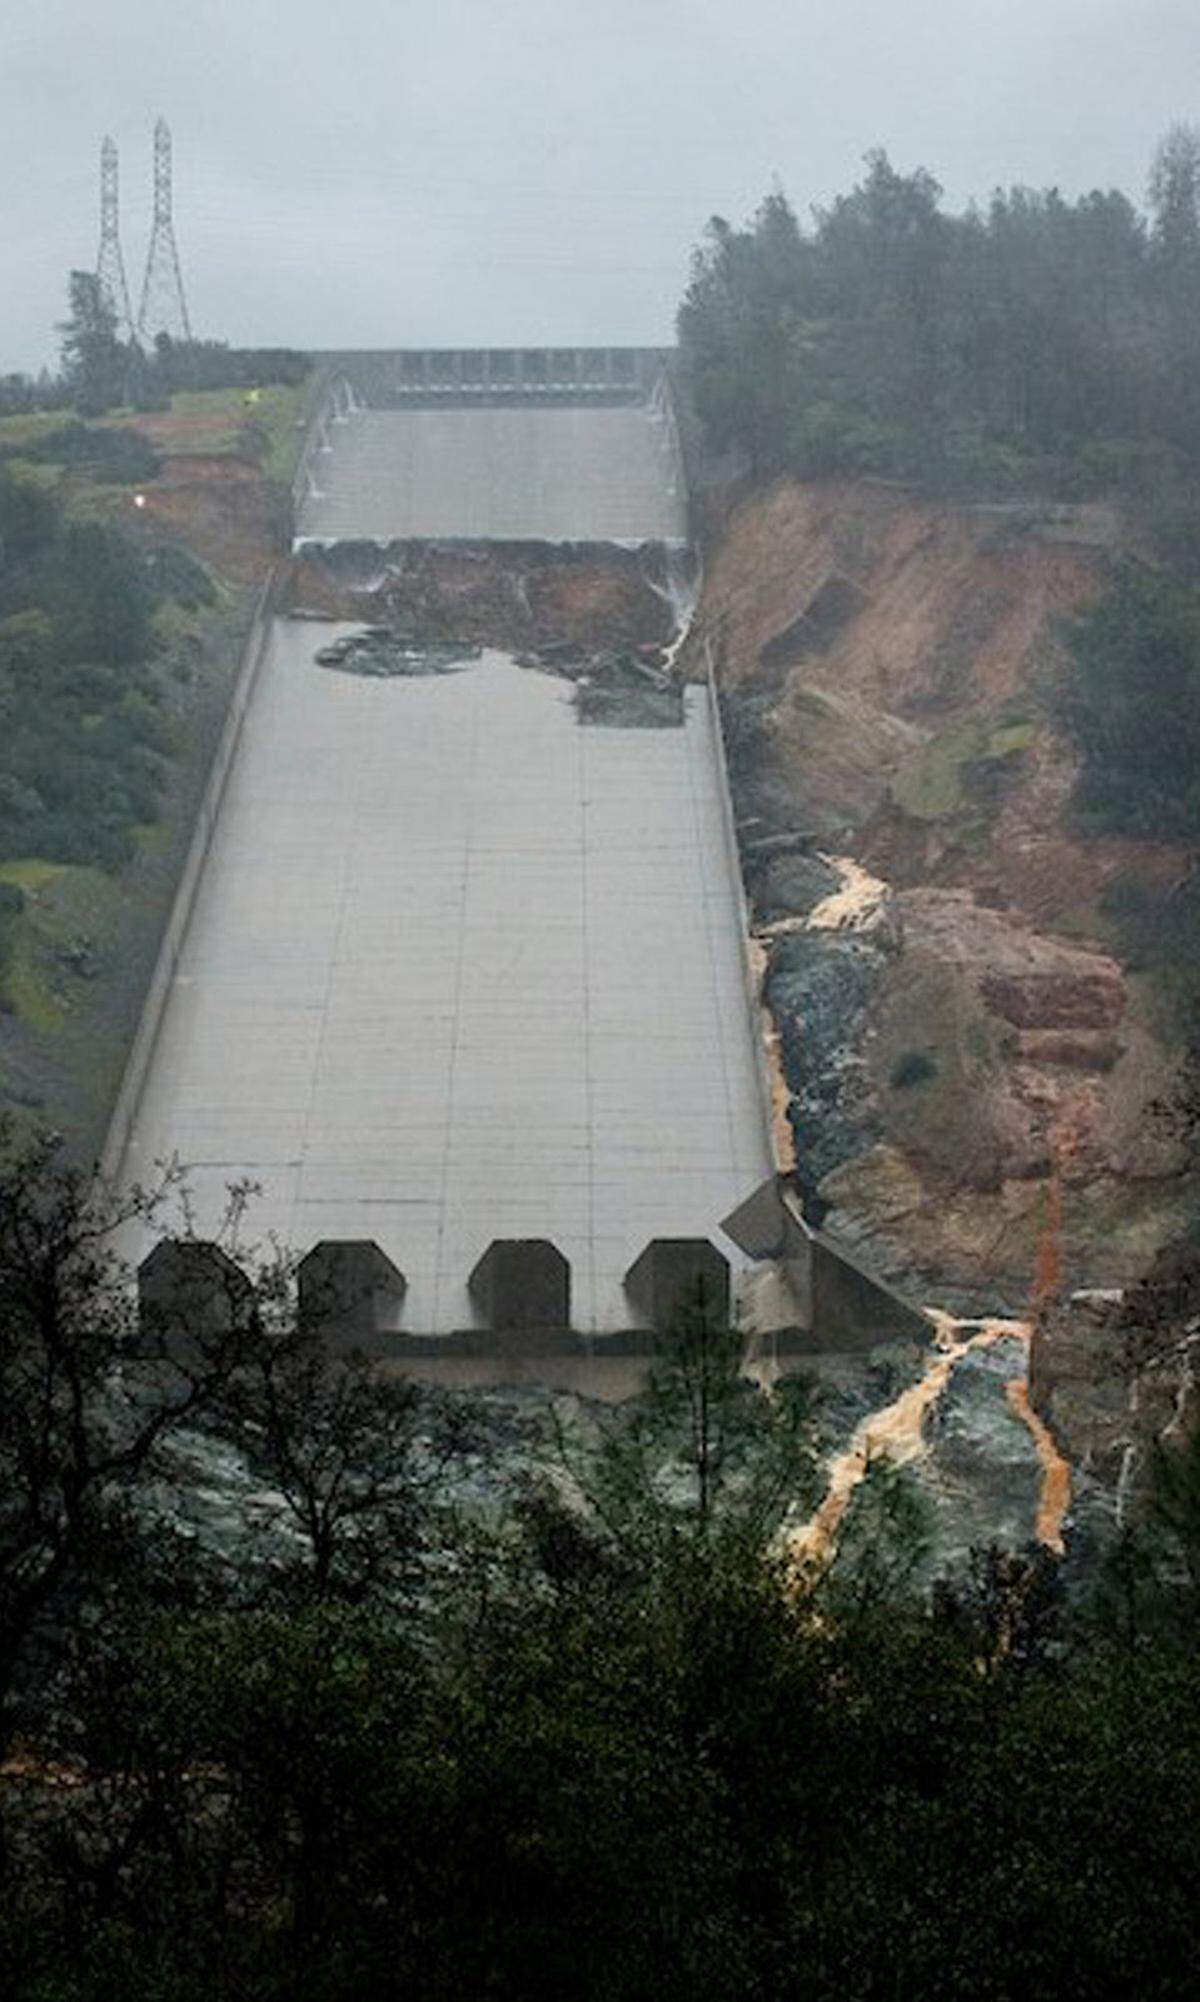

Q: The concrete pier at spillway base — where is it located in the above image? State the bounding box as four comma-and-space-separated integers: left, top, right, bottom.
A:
114, 622, 771, 1334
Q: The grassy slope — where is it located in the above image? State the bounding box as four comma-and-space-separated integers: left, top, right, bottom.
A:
0, 385, 305, 469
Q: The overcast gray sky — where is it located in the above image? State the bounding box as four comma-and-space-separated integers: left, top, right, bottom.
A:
2, 0, 1196, 372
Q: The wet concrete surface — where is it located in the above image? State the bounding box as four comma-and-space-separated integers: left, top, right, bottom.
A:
116, 622, 771, 1333
296, 405, 686, 546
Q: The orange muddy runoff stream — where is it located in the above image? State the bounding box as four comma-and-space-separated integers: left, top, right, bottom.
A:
749, 853, 891, 1176
789, 1313, 1073, 1574
748, 853, 1074, 1571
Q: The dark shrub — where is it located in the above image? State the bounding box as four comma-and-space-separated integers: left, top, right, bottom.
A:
890, 1048, 938, 1089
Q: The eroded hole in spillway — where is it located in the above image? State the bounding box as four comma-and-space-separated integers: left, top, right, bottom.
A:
310, 620, 686, 726
315, 629, 481, 678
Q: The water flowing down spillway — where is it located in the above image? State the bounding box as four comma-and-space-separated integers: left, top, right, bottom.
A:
296, 403, 687, 547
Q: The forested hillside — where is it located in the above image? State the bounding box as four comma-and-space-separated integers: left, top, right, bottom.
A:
0, 354, 307, 1147
0, 471, 186, 875
1, 1136, 1199, 2001
680, 127, 1200, 555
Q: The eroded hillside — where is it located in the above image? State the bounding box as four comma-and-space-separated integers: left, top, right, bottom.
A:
693, 477, 1198, 1307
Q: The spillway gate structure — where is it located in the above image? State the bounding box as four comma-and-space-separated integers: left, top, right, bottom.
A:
292, 348, 686, 550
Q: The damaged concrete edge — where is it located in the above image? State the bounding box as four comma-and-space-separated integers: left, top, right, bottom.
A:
290, 370, 361, 534
288, 361, 339, 526
97, 571, 279, 1191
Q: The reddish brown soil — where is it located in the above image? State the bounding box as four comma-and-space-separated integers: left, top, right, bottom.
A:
122, 409, 248, 449
121, 456, 285, 583
695, 475, 1197, 1295
695, 477, 1185, 933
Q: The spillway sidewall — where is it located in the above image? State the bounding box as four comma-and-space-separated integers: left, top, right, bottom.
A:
97, 573, 277, 1191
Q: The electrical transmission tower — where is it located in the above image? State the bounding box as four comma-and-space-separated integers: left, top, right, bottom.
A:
95, 136, 134, 338
138, 117, 192, 345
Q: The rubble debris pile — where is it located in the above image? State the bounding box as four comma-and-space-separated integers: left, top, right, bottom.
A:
314, 629, 480, 678
517, 640, 685, 728
279, 538, 676, 655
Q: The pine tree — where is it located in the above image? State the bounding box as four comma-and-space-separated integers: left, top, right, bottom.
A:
58, 270, 127, 417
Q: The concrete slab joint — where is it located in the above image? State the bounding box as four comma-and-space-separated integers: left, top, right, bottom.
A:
297, 1240, 407, 1344
624, 1238, 731, 1333
469, 1239, 572, 1332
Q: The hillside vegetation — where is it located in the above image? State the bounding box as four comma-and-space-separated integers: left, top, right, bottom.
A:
680, 127, 1200, 533
2, 1141, 1200, 2002
0, 471, 180, 875
1059, 565, 1200, 843
0, 367, 308, 1140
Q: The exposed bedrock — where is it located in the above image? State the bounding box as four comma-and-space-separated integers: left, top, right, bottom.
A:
759, 880, 1189, 1307
1029, 1243, 1200, 1493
